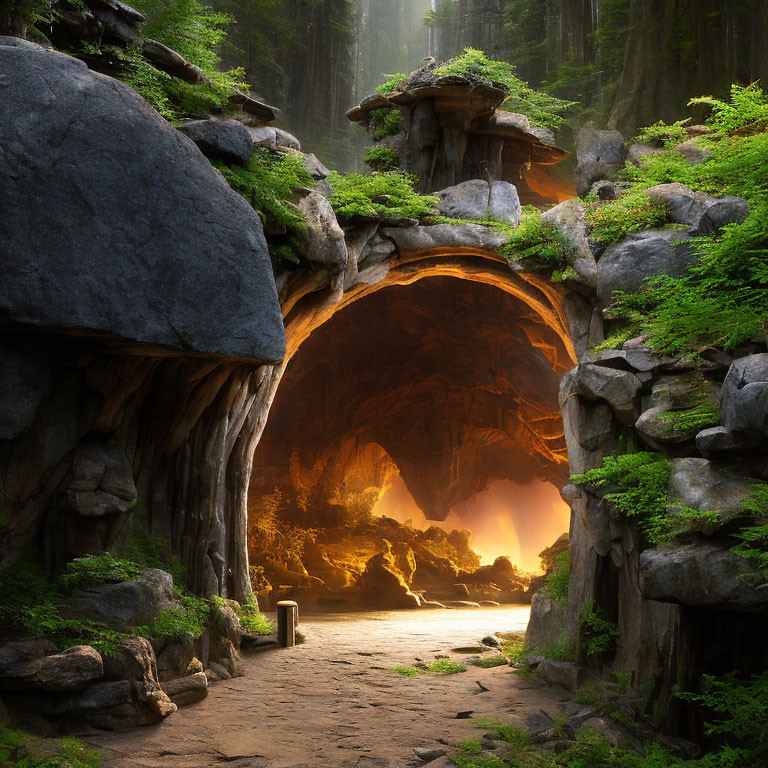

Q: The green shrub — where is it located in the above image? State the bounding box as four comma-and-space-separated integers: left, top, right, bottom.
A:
433, 48, 577, 133
586, 189, 669, 245
731, 485, 768, 584
369, 107, 403, 142
571, 452, 672, 544
327, 170, 437, 220
502, 209, 577, 271
391, 664, 421, 676
364, 145, 399, 172
237, 593, 275, 634
59, 553, 144, 592
541, 549, 570, 606
590, 326, 635, 353
599, 84, 768, 356
579, 602, 620, 657
212, 148, 313, 229
0, 724, 102, 767
676, 671, 768, 767
657, 403, 720, 435
425, 658, 467, 674
375, 73, 408, 96
632, 119, 689, 149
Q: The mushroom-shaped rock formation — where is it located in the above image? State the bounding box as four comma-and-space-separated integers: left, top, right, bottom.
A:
347, 68, 570, 204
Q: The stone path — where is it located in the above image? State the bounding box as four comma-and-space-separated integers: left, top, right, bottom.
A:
85, 606, 564, 768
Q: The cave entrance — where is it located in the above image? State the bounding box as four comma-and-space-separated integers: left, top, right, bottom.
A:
248, 274, 574, 613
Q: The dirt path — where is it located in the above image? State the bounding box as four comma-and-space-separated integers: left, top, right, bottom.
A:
85, 606, 564, 768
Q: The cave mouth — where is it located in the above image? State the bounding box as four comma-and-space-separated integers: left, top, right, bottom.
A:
248, 276, 572, 612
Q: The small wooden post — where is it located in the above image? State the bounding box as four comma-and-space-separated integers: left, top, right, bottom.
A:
277, 600, 298, 647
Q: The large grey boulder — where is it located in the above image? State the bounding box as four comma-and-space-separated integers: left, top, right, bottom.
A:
0, 38, 284, 363
176, 118, 254, 165
571, 364, 641, 425
0, 644, 103, 692
161, 671, 208, 707
673, 138, 710, 165
436, 180, 490, 220
535, 659, 584, 691
627, 143, 660, 166
59, 569, 174, 632
639, 542, 768, 609
541, 199, 597, 286
381, 223, 508, 252
719, 354, 768, 444
574, 125, 624, 195
646, 183, 747, 235
488, 181, 522, 226
525, 592, 566, 650
597, 229, 694, 307
667, 458, 755, 521
295, 191, 348, 271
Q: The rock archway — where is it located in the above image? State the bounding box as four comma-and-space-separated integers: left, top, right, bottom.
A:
247, 228, 578, 608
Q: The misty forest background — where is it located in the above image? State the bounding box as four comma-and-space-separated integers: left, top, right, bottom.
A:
207, 0, 768, 169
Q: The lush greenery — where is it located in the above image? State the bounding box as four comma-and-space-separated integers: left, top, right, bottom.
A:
579, 602, 620, 657
0, 724, 102, 767
586, 190, 669, 246
502, 208, 577, 272
327, 170, 437, 221
447, 670, 768, 766
0, 541, 260, 655
657, 403, 720, 437
433, 48, 576, 134
237, 593, 275, 634
632, 120, 689, 149
600, 84, 768, 355
731, 485, 768, 584
364, 145, 400, 172
541, 549, 570, 607
369, 107, 403, 142
425, 659, 467, 674
212, 148, 313, 229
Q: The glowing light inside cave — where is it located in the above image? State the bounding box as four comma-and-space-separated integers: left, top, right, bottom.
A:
372, 474, 570, 572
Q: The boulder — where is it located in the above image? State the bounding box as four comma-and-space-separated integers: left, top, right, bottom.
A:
696, 426, 745, 454
541, 199, 597, 286
627, 143, 660, 166
294, 192, 348, 271
720, 354, 768, 444
246, 125, 277, 149
666, 458, 754, 521
574, 125, 624, 195
488, 181, 521, 226
274, 127, 301, 150
0, 37, 285, 363
161, 671, 208, 707
0, 645, 102, 693
673, 138, 710, 164
646, 184, 748, 234
382, 223, 507, 253
571, 364, 641, 425
303, 153, 331, 179
696, 196, 749, 236
59, 569, 174, 632
116, 637, 176, 723
358, 545, 420, 609
535, 659, 584, 691
525, 592, 566, 650
436, 180, 490, 220
639, 542, 768, 609
176, 118, 254, 166
597, 229, 694, 308
75, 679, 139, 729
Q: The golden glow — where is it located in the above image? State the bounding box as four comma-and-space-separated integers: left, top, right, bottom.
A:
372, 474, 570, 573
